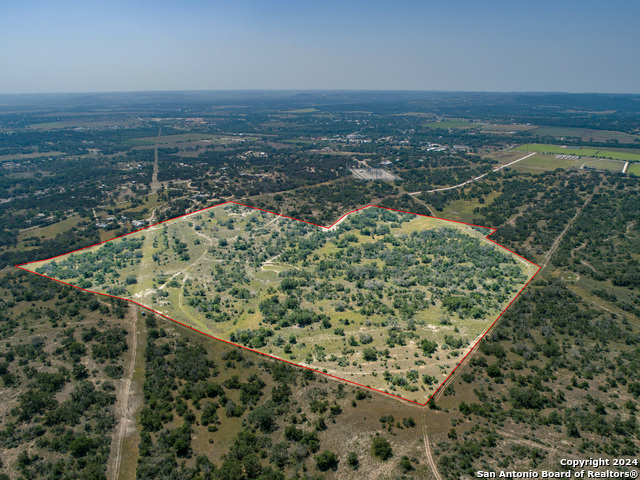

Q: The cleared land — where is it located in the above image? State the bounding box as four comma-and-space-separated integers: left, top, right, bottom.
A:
127, 133, 222, 147
424, 120, 477, 129
22, 204, 537, 403
479, 124, 537, 134
515, 143, 640, 162
509, 153, 625, 173
580, 159, 625, 172
628, 163, 640, 176
350, 168, 401, 181
531, 126, 640, 143
27, 117, 142, 130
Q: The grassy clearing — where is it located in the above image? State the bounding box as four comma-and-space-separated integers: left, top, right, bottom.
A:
393, 112, 434, 117
580, 159, 625, 172
480, 124, 536, 133
28, 117, 141, 130
515, 144, 640, 162
627, 163, 640, 176
511, 153, 582, 172
424, 120, 477, 129
27, 121, 69, 130
510, 153, 624, 174
0, 151, 66, 161
127, 133, 221, 146
427, 191, 501, 224
597, 150, 640, 161
25, 204, 536, 403
285, 108, 318, 113
18, 214, 84, 243
532, 126, 640, 143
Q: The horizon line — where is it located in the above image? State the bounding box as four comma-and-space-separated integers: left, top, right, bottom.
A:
2, 88, 639, 97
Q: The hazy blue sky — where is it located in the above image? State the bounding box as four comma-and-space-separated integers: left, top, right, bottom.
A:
1, 0, 639, 94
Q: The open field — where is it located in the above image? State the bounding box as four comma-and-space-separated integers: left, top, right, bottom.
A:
18, 214, 84, 243
424, 120, 477, 129
509, 153, 623, 173
510, 153, 581, 172
479, 124, 536, 133
628, 162, 640, 176
127, 133, 223, 146
0, 151, 66, 161
426, 191, 501, 223
285, 107, 318, 113
531, 126, 640, 143
515, 143, 640, 162
491, 149, 631, 174
425, 121, 537, 133
21, 203, 537, 404
28, 117, 142, 130
580, 158, 625, 172
350, 168, 401, 181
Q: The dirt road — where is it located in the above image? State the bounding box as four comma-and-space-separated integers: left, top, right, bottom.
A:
150, 128, 162, 194
408, 152, 536, 196
540, 180, 600, 271
422, 413, 443, 480
106, 306, 138, 480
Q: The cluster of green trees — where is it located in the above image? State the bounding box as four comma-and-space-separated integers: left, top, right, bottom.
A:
435, 280, 639, 478
0, 272, 131, 479
35, 236, 144, 288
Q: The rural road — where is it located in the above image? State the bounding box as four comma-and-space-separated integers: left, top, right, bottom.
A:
150, 128, 162, 194
540, 180, 600, 271
409, 152, 536, 196
106, 306, 138, 480
422, 414, 443, 480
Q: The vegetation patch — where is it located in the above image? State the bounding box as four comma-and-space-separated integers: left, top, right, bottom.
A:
22, 203, 537, 403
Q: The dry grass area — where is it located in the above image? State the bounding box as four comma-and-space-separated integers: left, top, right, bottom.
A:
149, 316, 431, 480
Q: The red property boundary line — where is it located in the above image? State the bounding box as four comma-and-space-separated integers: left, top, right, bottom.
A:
15, 201, 541, 407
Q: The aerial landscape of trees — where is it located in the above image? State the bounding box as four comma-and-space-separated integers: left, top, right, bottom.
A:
27, 203, 533, 402
0, 91, 639, 478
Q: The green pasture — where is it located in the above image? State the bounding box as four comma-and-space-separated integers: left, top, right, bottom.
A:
515, 144, 640, 162
627, 163, 640, 176
532, 126, 640, 143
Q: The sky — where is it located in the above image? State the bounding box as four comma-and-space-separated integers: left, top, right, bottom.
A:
1, 0, 639, 94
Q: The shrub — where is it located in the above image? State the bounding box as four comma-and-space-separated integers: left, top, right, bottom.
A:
372, 436, 392, 460
362, 347, 377, 361
315, 450, 338, 471
347, 451, 359, 469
